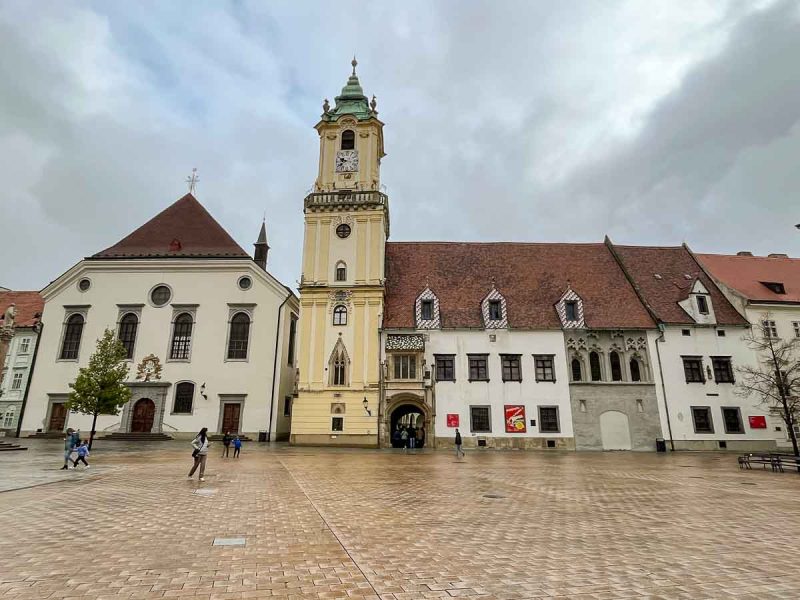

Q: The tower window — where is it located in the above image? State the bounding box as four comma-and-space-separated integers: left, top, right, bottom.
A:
341, 129, 355, 150
336, 224, 351, 239
333, 305, 348, 326
335, 262, 347, 282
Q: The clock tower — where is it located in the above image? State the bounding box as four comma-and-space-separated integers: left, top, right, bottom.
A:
290, 59, 388, 447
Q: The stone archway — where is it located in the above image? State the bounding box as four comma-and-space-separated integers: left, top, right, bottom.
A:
383, 395, 432, 449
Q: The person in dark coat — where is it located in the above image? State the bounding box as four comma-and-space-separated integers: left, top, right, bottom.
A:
455, 428, 465, 457
222, 432, 232, 457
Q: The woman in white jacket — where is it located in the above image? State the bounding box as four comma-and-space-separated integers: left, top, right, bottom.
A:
188, 427, 209, 481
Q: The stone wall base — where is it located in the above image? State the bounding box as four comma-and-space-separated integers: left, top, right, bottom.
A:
673, 439, 778, 452
290, 433, 378, 448
434, 436, 576, 451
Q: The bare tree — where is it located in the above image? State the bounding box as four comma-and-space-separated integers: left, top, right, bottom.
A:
736, 317, 800, 458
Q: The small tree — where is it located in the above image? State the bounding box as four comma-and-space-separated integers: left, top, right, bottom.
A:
736, 318, 800, 458
66, 328, 131, 449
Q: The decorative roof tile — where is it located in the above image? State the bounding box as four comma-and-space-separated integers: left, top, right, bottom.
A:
384, 242, 655, 330
91, 194, 249, 260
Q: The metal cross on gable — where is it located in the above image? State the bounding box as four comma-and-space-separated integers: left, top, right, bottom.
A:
185, 168, 199, 194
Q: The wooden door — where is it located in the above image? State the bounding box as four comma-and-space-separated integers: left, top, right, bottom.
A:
131, 398, 155, 433
221, 403, 241, 433
48, 403, 66, 432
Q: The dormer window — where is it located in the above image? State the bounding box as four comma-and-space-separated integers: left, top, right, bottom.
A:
565, 301, 578, 321
421, 300, 434, 321
696, 295, 709, 315
341, 129, 355, 150
488, 300, 502, 321
761, 281, 786, 294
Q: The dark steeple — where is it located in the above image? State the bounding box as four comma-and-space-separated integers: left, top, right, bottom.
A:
254, 220, 269, 269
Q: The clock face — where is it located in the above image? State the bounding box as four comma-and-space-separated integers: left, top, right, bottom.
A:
335, 150, 359, 173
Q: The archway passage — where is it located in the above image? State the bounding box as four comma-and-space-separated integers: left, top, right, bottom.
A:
131, 398, 156, 433
390, 403, 427, 449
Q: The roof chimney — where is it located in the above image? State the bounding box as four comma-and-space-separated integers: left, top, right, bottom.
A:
254, 221, 269, 270
736, 251, 753, 256
767, 253, 788, 258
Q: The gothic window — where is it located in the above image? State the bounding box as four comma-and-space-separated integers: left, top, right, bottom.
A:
610, 351, 623, 381
173, 382, 194, 414
335, 262, 347, 282
589, 351, 602, 381
227, 312, 251, 360
330, 344, 349, 386
341, 129, 355, 150
117, 313, 138, 360
333, 305, 347, 326
60, 314, 84, 360
630, 358, 642, 382
571, 358, 582, 381
170, 313, 193, 360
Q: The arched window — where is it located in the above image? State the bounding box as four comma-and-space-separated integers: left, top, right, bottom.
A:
333, 305, 347, 326
329, 343, 349, 386
117, 313, 138, 360
630, 358, 642, 382
589, 351, 602, 381
2, 406, 15, 428
341, 129, 355, 150
60, 314, 84, 360
335, 262, 347, 282
173, 382, 195, 414
170, 313, 193, 360
610, 351, 623, 381
571, 358, 582, 381
227, 312, 251, 360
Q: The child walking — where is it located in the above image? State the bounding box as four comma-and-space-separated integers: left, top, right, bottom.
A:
73, 441, 90, 468
233, 436, 242, 458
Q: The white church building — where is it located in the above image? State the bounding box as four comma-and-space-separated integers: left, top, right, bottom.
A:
20, 193, 298, 441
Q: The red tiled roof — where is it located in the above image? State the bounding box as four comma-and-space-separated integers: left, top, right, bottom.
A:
697, 253, 800, 304
612, 245, 748, 326
0, 291, 44, 328
91, 194, 250, 259
384, 242, 655, 329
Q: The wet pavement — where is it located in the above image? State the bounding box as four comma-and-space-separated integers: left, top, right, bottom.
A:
1, 440, 799, 599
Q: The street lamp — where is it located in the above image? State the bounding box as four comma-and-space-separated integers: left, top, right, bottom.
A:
363, 397, 371, 416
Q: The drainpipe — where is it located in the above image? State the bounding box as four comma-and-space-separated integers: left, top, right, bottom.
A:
654, 323, 675, 451
16, 320, 43, 438
266, 292, 291, 442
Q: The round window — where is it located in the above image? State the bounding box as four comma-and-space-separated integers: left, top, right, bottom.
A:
150, 285, 172, 307
238, 276, 252, 290
336, 223, 351, 239
78, 278, 91, 292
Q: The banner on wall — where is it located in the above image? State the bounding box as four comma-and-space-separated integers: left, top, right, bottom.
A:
748, 415, 767, 429
504, 405, 526, 433
446, 414, 459, 428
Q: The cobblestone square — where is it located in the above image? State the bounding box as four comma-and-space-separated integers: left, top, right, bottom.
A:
1, 442, 799, 599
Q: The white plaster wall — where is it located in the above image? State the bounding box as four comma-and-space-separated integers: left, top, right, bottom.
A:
424, 329, 573, 441
648, 325, 783, 445
21, 259, 290, 437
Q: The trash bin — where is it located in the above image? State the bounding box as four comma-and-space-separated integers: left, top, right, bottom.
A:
656, 438, 667, 453
258, 431, 267, 443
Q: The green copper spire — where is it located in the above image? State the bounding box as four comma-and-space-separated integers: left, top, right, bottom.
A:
321, 57, 376, 122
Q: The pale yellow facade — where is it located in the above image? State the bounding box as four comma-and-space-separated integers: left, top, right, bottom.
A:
291, 65, 388, 446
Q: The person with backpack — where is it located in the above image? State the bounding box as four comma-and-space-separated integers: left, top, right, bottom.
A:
188, 427, 209, 481
61, 428, 76, 470
233, 436, 242, 458
455, 428, 465, 458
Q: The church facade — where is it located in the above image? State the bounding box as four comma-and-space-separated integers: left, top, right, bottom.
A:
20, 194, 298, 440
290, 63, 791, 452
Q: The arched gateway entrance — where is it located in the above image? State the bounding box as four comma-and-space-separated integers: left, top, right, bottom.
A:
131, 398, 155, 433
384, 397, 431, 449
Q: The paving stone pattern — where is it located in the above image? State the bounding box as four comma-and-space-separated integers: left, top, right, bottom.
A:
1, 442, 799, 599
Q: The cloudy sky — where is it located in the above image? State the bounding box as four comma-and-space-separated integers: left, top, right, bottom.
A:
1, 0, 798, 291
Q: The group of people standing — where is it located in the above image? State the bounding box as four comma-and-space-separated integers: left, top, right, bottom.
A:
391, 424, 426, 449
61, 428, 90, 470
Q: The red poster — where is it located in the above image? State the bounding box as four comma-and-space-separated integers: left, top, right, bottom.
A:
748, 415, 767, 429
446, 414, 459, 428
504, 405, 526, 433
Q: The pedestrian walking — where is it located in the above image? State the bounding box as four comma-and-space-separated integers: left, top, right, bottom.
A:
416, 426, 425, 449
408, 426, 416, 449
222, 431, 232, 457
61, 428, 76, 470
455, 428, 465, 457
72, 440, 90, 468
188, 427, 210, 481
233, 436, 242, 458
400, 427, 408, 449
